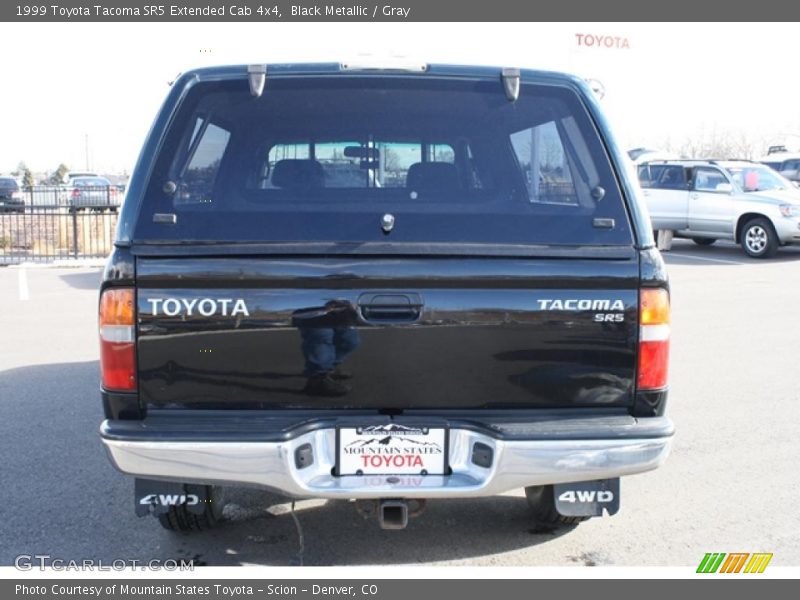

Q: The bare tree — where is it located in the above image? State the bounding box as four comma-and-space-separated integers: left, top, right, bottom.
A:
664, 127, 769, 160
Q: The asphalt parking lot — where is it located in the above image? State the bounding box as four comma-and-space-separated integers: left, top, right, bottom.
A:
2, 238, 799, 567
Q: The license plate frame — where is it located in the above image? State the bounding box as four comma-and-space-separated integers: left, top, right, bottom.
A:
335, 424, 449, 477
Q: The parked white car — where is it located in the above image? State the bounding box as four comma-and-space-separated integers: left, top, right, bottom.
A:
638, 160, 800, 258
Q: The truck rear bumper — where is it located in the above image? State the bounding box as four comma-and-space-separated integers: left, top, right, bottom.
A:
101, 412, 673, 499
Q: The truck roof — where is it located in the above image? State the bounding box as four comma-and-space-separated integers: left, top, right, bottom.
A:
174, 62, 587, 87
757, 152, 800, 162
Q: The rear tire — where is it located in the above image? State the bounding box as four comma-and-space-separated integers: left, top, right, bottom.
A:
740, 217, 778, 258
692, 238, 717, 246
525, 485, 590, 526
157, 485, 225, 532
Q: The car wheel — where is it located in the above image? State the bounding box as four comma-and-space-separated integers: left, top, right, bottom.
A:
692, 238, 717, 246
741, 218, 778, 258
525, 485, 589, 526
157, 485, 225, 532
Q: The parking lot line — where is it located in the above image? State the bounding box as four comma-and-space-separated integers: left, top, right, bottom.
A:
18, 267, 29, 301
667, 253, 745, 266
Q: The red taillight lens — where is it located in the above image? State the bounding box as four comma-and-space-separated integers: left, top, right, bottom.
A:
99, 288, 136, 391
638, 289, 670, 390
72, 188, 80, 198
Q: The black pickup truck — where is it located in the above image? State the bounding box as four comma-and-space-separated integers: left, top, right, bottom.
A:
99, 63, 673, 532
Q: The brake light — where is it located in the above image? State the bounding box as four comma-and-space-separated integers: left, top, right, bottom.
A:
99, 288, 137, 391
72, 188, 80, 198
638, 288, 670, 390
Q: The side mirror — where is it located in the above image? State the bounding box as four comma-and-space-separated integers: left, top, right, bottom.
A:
715, 183, 733, 194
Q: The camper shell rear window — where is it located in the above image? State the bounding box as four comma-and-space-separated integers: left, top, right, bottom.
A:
134, 75, 633, 248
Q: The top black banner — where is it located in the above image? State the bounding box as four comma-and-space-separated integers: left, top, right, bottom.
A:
2, 0, 798, 21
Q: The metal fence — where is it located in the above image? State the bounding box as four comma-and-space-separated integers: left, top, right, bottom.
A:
0, 186, 120, 264
19, 184, 122, 210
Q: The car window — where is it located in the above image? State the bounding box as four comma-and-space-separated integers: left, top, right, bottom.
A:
783, 160, 800, 171
637, 165, 652, 187
724, 165, 788, 192
692, 168, 729, 192
510, 120, 581, 205
135, 76, 634, 248
259, 141, 458, 190
175, 121, 231, 205
639, 165, 687, 190
0, 178, 19, 190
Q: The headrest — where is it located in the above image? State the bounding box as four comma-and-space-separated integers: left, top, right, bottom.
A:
271, 159, 324, 189
406, 162, 459, 192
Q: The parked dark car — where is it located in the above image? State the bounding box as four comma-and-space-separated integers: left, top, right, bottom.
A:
99, 63, 673, 533
0, 177, 24, 213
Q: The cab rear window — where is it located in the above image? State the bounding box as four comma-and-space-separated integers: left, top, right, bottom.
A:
135, 76, 633, 248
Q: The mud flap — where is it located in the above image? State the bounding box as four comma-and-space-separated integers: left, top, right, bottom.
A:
134, 478, 209, 517
554, 478, 620, 517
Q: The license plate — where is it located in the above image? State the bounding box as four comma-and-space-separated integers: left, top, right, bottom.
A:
337, 425, 447, 476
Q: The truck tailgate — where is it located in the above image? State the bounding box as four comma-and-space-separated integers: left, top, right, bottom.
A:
136, 255, 639, 411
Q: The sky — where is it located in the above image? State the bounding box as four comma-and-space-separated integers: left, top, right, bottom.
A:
1, 22, 799, 175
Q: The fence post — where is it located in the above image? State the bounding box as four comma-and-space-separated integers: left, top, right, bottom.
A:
71, 210, 79, 258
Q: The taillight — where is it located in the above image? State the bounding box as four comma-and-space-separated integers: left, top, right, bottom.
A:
72, 188, 80, 198
99, 288, 137, 391
638, 288, 670, 390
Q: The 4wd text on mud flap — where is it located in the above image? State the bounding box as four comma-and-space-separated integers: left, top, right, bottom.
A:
139, 494, 199, 506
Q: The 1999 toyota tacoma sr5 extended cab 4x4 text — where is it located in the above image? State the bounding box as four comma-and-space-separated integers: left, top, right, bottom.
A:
98, 62, 673, 531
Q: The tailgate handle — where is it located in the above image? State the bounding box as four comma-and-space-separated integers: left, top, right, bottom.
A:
358, 293, 423, 323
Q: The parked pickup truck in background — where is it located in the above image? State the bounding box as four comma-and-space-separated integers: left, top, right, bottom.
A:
638, 159, 800, 258
99, 63, 673, 532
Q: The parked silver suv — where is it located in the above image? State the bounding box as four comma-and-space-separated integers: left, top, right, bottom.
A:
638, 160, 800, 258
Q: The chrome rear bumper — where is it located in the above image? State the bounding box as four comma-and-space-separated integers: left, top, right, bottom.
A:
102, 418, 673, 499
